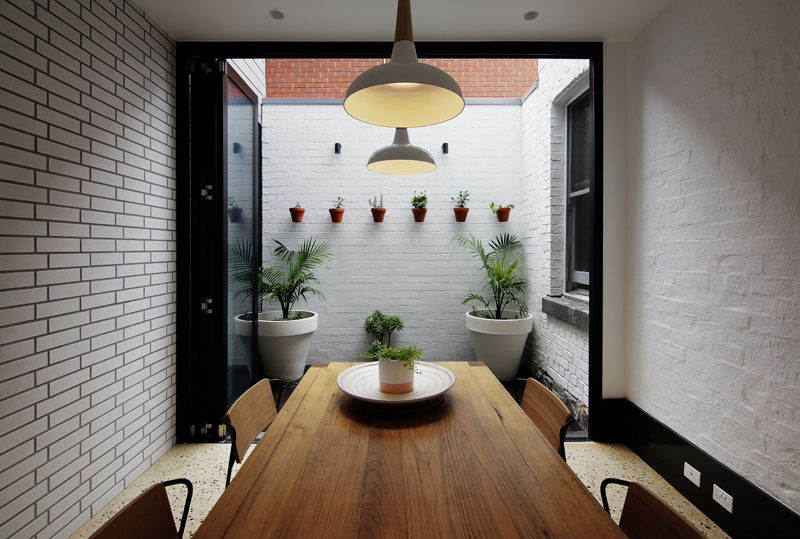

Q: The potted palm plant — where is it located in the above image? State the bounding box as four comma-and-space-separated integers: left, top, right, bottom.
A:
490, 202, 515, 222
364, 341, 423, 394
451, 190, 470, 222
289, 202, 305, 222
329, 196, 345, 223
231, 236, 333, 381
369, 195, 386, 222
455, 233, 533, 380
411, 190, 427, 222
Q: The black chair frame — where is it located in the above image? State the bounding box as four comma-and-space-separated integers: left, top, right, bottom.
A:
600, 477, 632, 513
163, 478, 193, 538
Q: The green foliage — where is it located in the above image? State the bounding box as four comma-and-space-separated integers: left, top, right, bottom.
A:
411, 190, 428, 209
451, 190, 470, 208
489, 202, 515, 213
368, 194, 384, 208
364, 310, 404, 346
293, 202, 302, 208
455, 233, 528, 319
363, 341, 423, 371
228, 196, 239, 209
332, 196, 345, 209
230, 236, 332, 320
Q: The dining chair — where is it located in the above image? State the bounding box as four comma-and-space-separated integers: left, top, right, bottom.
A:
223, 378, 278, 486
600, 478, 705, 539
519, 377, 573, 460
89, 478, 193, 539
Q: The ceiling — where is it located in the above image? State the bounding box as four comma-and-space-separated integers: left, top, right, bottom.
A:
135, 0, 673, 43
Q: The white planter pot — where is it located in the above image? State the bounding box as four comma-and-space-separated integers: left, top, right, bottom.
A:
234, 311, 318, 382
465, 310, 533, 381
378, 358, 415, 393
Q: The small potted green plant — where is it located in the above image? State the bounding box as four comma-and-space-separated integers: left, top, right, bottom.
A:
329, 196, 345, 223
369, 195, 385, 222
411, 190, 428, 222
451, 190, 470, 222
364, 310, 404, 347
490, 202, 515, 222
228, 196, 243, 223
364, 341, 424, 394
289, 202, 304, 223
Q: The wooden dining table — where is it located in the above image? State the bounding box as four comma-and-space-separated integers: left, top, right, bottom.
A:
195, 361, 625, 538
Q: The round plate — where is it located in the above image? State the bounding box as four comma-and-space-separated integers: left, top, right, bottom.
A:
337, 361, 456, 405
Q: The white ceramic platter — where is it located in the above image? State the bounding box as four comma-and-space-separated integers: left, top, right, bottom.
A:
337, 361, 456, 405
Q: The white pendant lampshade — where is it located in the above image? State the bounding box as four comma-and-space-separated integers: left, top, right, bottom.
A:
367, 128, 436, 174
344, 0, 464, 128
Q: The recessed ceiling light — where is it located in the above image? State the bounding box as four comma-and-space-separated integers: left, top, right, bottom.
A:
269, 9, 284, 20
523, 11, 538, 21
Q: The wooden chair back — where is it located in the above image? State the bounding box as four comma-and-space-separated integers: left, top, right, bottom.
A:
619, 482, 705, 539
520, 377, 573, 459
90, 483, 177, 539
225, 379, 278, 465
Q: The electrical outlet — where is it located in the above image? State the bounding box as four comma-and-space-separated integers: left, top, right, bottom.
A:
713, 484, 733, 513
683, 462, 701, 487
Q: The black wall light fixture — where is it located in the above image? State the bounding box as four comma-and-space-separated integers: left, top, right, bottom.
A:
233, 142, 241, 153
442, 143, 449, 154
334, 143, 342, 154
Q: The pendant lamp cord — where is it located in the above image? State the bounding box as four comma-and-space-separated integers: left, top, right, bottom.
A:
394, 0, 414, 42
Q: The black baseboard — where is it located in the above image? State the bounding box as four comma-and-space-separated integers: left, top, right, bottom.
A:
619, 400, 799, 538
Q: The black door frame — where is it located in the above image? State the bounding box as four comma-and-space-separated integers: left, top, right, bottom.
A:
176, 41, 611, 442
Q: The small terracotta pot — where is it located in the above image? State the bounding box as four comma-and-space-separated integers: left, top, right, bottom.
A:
371, 208, 386, 222
378, 359, 414, 393
412, 208, 427, 222
228, 207, 243, 222
453, 207, 469, 222
329, 208, 344, 223
496, 207, 511, 222
289, 207, 305, 222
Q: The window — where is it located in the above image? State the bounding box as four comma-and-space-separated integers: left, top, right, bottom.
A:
566, 90, 592, 293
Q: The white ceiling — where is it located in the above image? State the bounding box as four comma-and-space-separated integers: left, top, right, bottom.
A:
135, 0, 673, 43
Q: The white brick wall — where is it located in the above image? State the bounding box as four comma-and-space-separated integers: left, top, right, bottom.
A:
0, 0, 177, 536
260, 102, 521, 362
227, 59, 265, 100
626, 0, 800, 512
520, 59, 591, 404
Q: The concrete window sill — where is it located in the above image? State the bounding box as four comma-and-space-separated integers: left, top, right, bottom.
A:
541, 295, 589, 331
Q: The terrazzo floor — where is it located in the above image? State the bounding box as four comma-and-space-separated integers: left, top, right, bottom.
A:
72, 441, 727, 538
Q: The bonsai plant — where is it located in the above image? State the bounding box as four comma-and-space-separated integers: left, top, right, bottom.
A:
451, 190, 470, 222
230, 236, 333, 381
411, 190, 428, 222
289, 202, 305, 223
369, 195, 385, 222
228, 196, 243, 222
455, 233, 532, 380
490, 202, 515, 222
364, 310, 404, 347
363, 341, 423, 394
329, 196, 345, 223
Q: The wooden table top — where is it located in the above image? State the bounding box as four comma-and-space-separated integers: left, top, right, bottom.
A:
195, 362, 624, 538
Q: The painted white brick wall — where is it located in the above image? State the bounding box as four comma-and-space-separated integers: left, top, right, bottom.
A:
0, 0, 177, 536
260, 102, 522, 362
520, 59, 591, 405
227, 59, 266, 100
626, 0, 800, 512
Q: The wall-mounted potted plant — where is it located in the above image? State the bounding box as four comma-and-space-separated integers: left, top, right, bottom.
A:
490, 202, 515, 222
411, 190, 428, 222
456, 233, 533, 381
228, 196, 243, 223
369, 195, 386, 222
364, 341, 423, 394
231, 236, 332, 381
451, 190, 470, 222
289, 202, 305, 223
329, 196, 345, 223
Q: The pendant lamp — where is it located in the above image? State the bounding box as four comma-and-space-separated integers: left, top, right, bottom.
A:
367, 128, 436, 174
344, 0, 464, 128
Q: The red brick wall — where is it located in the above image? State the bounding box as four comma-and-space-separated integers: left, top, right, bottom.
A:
265, 58, 538, 98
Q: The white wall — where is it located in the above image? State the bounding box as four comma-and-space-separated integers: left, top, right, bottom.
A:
0, 1, 177, 536
626, 0, 800, 511
520, 59, 591, 404
228, 59, 266, 100
260, 102, 521, 362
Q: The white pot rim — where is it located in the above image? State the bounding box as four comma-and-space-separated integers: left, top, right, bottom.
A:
235, 310, 318, 337
465, 310, 533, 336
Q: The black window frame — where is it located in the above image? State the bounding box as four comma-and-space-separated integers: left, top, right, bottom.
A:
566, 89, 593, 294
